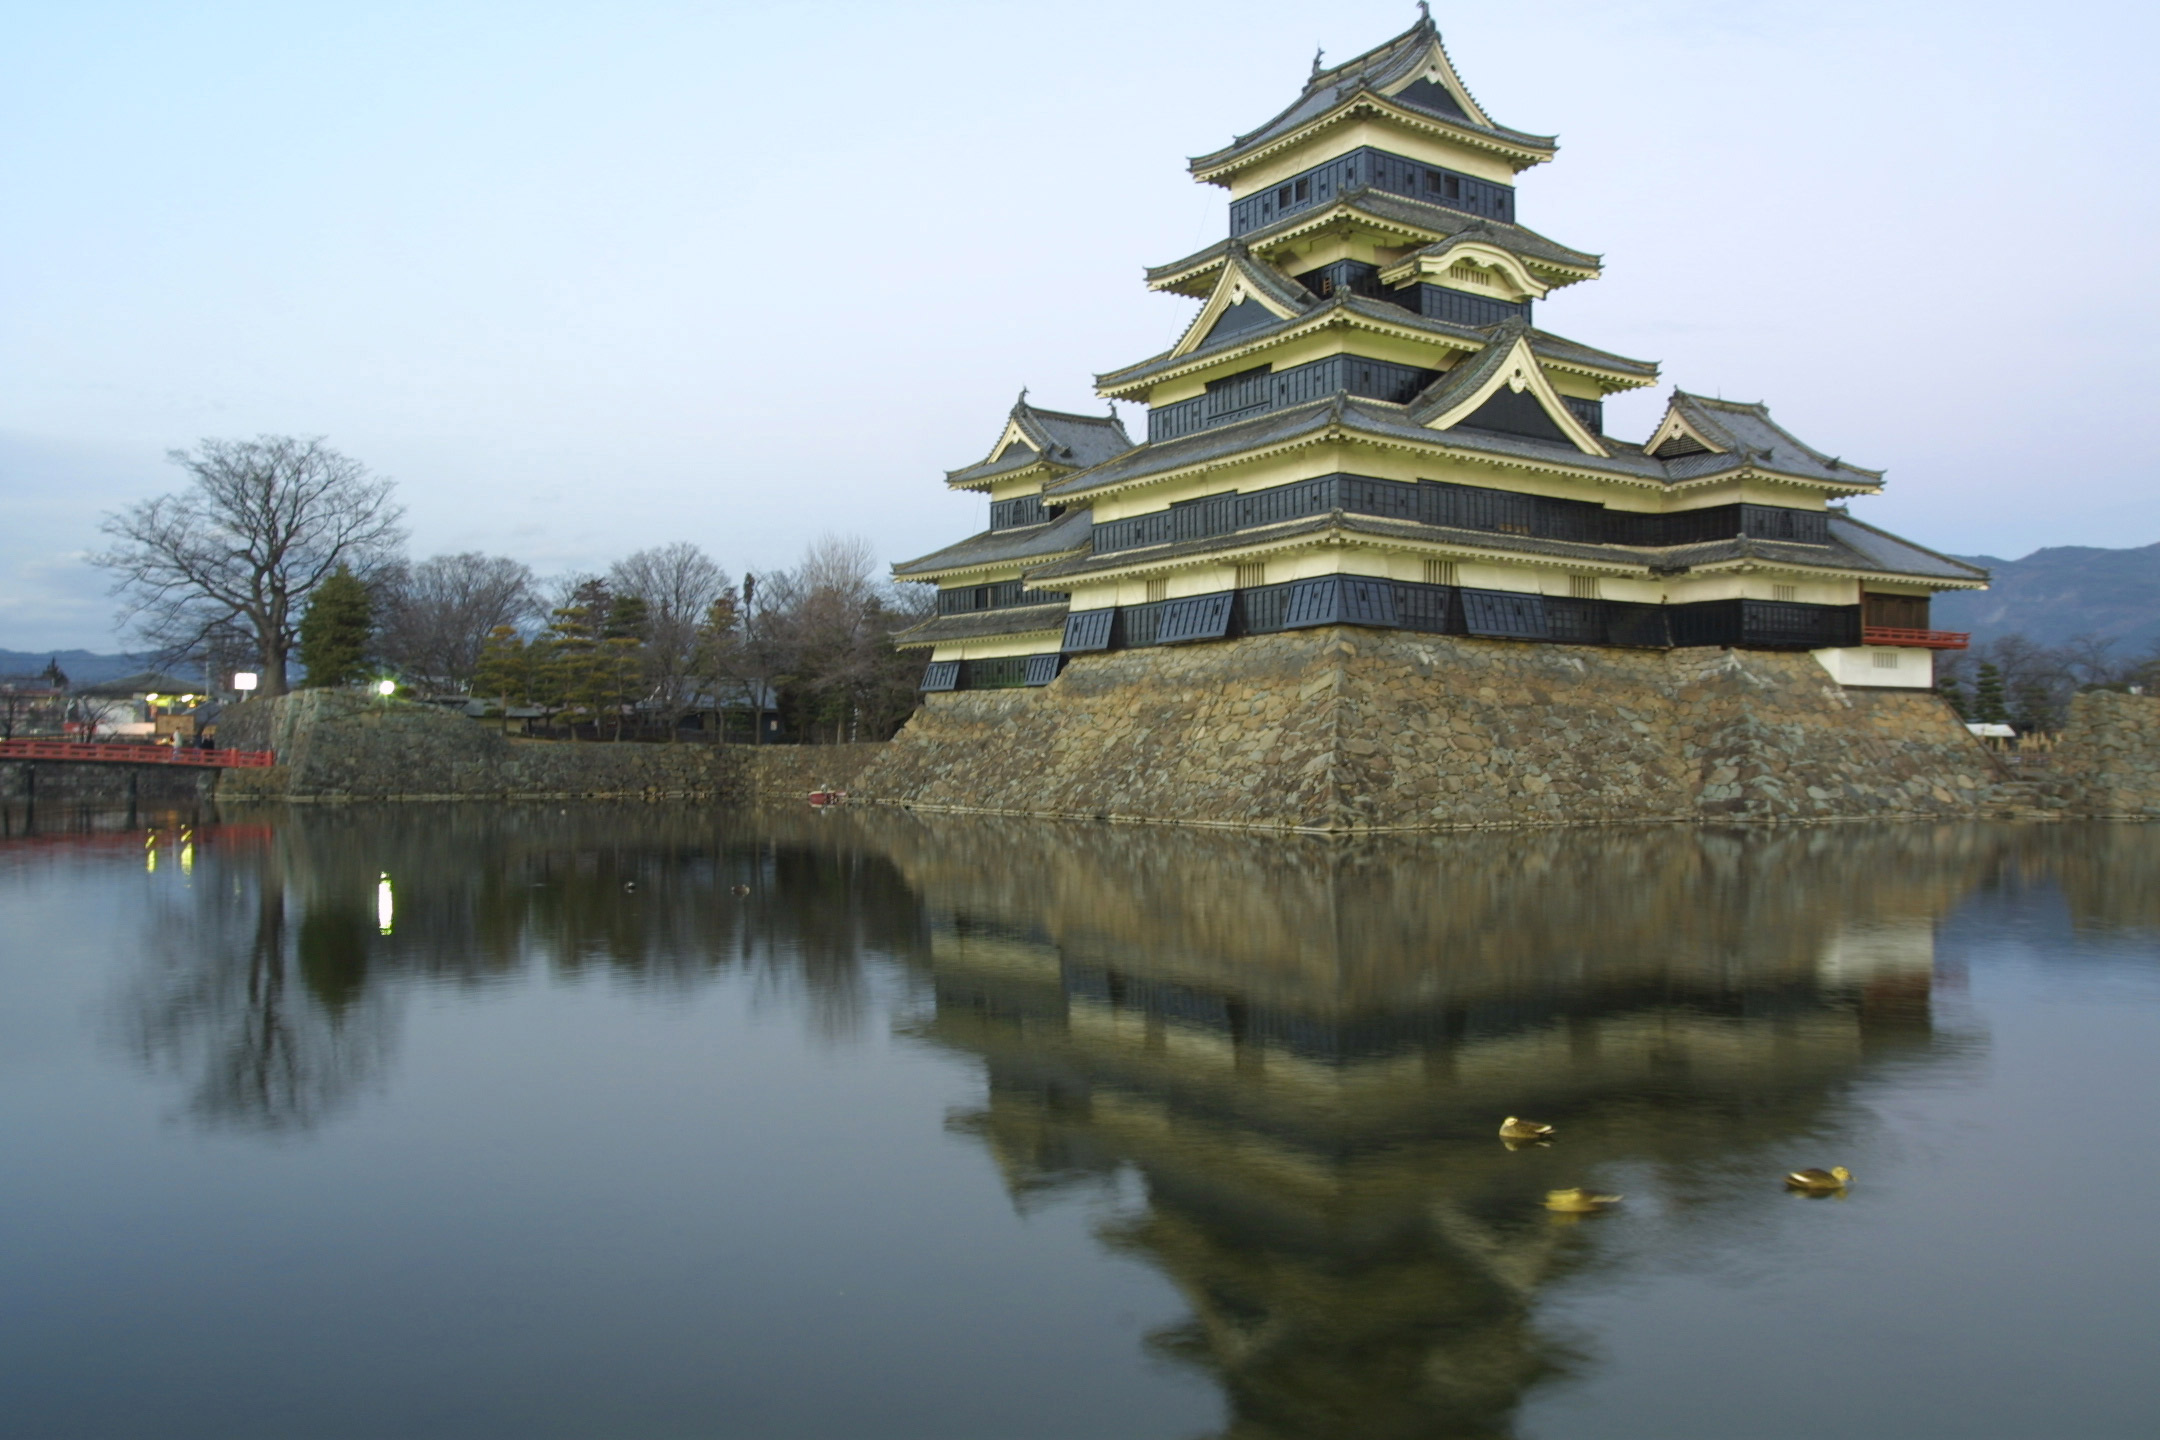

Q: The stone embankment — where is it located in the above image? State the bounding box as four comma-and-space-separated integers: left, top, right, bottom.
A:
2051, 690, 2160, 816
851, 627, 2160, 831
212, 691, 880, 802
182, 649, 2160, 830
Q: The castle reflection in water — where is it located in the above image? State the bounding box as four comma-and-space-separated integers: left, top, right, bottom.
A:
34, 797, 2156, 1439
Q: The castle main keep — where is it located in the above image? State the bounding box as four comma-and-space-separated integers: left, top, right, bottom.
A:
867, 9, 2012, 830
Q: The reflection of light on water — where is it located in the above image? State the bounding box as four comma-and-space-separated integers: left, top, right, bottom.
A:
377, 872, 394, 935
145, 830, 157, 873
179, 828, 193, 875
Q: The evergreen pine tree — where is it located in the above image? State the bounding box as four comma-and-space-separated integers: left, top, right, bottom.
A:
1973, 662, 2009, 724
299, 565, 374, 688
2010, 679, 2058, 736
472, 626, 530, 731
1937, 673, 1969, 719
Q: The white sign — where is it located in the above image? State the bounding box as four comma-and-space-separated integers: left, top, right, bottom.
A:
233, 672, 259, 692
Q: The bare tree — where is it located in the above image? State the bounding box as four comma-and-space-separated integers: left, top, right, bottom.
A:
755, 534, 931, 743
93, 436, 406, 697
609, 543, 730, 736
376, 552, 541, 693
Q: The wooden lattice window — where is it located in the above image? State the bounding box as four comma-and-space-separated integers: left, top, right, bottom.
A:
1772, 584, 1797, 603
1424, 559, 1459, 586
1235, 562, 1266, 589
1145, 578, 1168, 604
1569, 575, 1601, 599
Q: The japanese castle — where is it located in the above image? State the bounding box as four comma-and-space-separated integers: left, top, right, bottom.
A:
894, 9, 1982, 692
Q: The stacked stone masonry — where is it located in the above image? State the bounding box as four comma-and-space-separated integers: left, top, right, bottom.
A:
853, 628, 2075, 830
210, 691, 882, 803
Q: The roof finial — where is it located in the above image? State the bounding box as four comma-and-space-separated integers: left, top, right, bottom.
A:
1417, 0, 1432, 23
1310, 46, 1324, 78
1017, 386, 1030, 409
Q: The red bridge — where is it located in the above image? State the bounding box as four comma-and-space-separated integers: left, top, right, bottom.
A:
0, 740, 275, 769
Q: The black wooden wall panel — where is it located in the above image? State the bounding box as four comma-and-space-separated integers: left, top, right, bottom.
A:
1460, 590, 1552, 640
962, 657, 1030, 689
1147, 354, 1440, 444
989, 495, 1049, 530
1416, 284, 1531, 328
920, 661, 961, 692
1093, 473, 1837, 555
1062, 610, 1115, 652
1023, 654, 1064, 686
1392, 582, 1461, 633
1230, 147, 1517, 234
1156, 593, 1235, 643
937, 581, 1062, 616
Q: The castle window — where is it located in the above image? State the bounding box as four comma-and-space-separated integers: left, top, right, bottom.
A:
1873, 650, 1901, 670
1569, 575, 1601, 599
1145, 578, 1169, 604
1235, 562, 1267, 589
1772, 584, 1797, 603
1294, 177, 1310, 201
1424, 559, 1459, 586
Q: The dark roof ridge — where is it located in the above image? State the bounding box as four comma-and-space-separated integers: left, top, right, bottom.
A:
1404, 317, 1527, 424
1827, 510, 1990, 581
1668, 389, 1879, 480
1187, 14, 1554, 176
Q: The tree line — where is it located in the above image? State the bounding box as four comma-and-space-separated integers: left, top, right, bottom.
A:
94, 436, 931, 743
1935, 634, 2159, 734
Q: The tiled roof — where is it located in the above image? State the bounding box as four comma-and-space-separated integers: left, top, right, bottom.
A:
892, 602, 1071, 650
892, 505, 1094, 578
1052, 381, 1893, 502
1824, 513, 1987, 582
944, 393, 1134, 487
1147, 191, 1598, 289
1403, 319, 1526, 424
1187, 17, 1553, 178
1660, 392, 1884, 484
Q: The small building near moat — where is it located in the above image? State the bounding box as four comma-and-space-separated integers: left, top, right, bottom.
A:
892, 11, 1984, 693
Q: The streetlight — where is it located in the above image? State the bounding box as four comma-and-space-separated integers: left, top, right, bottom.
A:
375, 679, 397, 698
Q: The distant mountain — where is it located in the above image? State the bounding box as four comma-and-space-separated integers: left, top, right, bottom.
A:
0, 649, 156, 686
1934, 544, 2160, 651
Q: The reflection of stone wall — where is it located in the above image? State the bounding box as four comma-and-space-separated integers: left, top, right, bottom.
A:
1, 758, 218, 806
856, 628, 2005, 830
850, 806, 1983, 1019
212, 691, 882, 802
2053, 691, 2160, 817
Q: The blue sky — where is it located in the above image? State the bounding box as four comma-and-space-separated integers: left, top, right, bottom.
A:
4, 0, 2155, 650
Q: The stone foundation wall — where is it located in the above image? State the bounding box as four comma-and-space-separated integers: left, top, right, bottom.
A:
2052, 690, 2160, 817
853, 628, 2012, 831
211, 692, 884, 802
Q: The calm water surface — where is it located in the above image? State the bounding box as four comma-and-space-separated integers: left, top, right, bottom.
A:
2, 803, 2158, 1439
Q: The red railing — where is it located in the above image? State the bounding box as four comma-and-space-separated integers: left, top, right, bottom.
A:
1863, 627, 1970, 650
0, 740, 275, 768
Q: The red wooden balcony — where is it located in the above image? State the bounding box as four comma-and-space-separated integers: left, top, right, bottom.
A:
0, 739, 275, 768
1863, 626, 1970, 650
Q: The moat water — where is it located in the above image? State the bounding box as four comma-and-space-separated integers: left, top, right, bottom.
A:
3, 802, 2157, 1439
